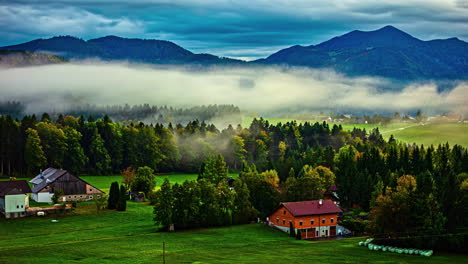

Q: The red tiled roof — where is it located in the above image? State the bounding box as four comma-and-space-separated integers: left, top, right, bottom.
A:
282, 200, 342, 217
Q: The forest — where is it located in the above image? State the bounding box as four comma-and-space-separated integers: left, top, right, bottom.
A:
0, 101, 241, 128
0, 113, 466, 252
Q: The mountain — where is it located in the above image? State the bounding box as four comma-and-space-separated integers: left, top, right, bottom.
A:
2, 27, 467, 80
258, 25, 468, 80
0, 36, 242, 65
0, 50, 66, 67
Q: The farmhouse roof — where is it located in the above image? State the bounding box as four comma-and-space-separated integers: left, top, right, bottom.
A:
282, 200, 342, 217
30, 168, 69, 193
0, 180, 32, 196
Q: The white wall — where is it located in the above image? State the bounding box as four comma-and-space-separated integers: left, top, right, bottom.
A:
32, 192, 53, 203
5, 194, 28, 213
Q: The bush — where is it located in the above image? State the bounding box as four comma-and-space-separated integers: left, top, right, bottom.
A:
339, 218, 369, 235
51, 189, 64, 204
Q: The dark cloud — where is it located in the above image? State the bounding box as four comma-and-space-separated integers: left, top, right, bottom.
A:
0, 0, 467, 59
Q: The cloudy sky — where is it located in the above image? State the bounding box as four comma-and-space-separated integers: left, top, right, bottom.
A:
1, 0, 467, 60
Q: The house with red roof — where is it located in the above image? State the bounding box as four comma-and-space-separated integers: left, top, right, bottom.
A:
268, 199, 342, 239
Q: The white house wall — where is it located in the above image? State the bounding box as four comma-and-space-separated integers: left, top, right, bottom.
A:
5, 194, 28, 213
33, 192, 53, 203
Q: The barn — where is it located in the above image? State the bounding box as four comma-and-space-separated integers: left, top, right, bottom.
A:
268, 199, 342, 239
30, 168, 103, 203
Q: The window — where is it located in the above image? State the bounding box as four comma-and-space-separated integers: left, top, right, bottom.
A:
331, 218, 334, 223
97, 195, 101, 198
80, 195, 83, 198
89, 195, 93, 199
74, 196, 77, 199
322, 218, 326, 224
68, 196, 71, 199
299, 221, 303, 226
276, 218, 279, 224
283, 210, 286, 215
283, 219, 286, 225
90, 188, 93, 192
311, 219, 315, 225
16, 205, 19, 209
21, 205, 23, 208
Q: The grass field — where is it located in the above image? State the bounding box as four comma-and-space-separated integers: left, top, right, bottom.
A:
384, 123, 468, 147
1, 202, 466, 264
242, 116, 468, 147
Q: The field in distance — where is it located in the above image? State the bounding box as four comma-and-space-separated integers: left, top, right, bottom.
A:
242, 117, 468, 147
1, 201, 467, 264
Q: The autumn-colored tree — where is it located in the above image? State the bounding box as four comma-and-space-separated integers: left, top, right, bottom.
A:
121, 167, 136, 191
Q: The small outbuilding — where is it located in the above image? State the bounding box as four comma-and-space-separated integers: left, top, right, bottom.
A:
0, 180, 32, 218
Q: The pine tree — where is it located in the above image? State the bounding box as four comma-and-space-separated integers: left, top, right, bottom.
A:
107, 182, 119, 209
117, 185, 127, 211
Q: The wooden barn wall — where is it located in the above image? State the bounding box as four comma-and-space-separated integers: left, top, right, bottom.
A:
50, 173, 86, 195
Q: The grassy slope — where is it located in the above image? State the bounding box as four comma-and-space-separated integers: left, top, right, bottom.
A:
385, 123, 468, 147
0, 202, 466, 264
242, 116, 468, 147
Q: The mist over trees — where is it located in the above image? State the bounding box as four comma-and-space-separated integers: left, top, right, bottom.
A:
0, 101, 241, 129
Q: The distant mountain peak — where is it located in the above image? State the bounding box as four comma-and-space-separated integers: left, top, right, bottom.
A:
316, 25, 421, 50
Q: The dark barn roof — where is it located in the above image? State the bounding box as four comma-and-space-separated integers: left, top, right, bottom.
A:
0, 180, 32, 196
281, 200, 342, 217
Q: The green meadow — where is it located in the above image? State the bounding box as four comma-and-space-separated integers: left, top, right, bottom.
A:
242, 116, 468, 147
1, 201, 466, 264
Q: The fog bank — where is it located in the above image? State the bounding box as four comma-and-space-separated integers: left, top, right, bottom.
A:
0, 62, 466, 116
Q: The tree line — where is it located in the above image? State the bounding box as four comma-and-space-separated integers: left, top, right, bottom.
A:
0, 101, 241, 128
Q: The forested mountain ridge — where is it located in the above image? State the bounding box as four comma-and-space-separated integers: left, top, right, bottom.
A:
1, 26, 467, 79
256, 26, 468, 80
0, 50, 66, 67
0, 36, 242, 65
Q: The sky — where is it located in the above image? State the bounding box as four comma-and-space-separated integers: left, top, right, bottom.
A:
0, 0, 467, 60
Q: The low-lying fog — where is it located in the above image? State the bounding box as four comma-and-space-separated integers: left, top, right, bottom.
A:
0, 62, 466, 116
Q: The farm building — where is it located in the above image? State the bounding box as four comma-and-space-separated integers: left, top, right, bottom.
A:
268, 199, 342, 239
0, 180, 32, 218
30, 168, 103, 203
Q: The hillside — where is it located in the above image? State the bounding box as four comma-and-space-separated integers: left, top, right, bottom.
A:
0, 36, 242, 65
0, 50, 65, 67
257, 26, 468, 80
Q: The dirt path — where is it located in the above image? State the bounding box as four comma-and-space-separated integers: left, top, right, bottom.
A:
381, 124, 420, 134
